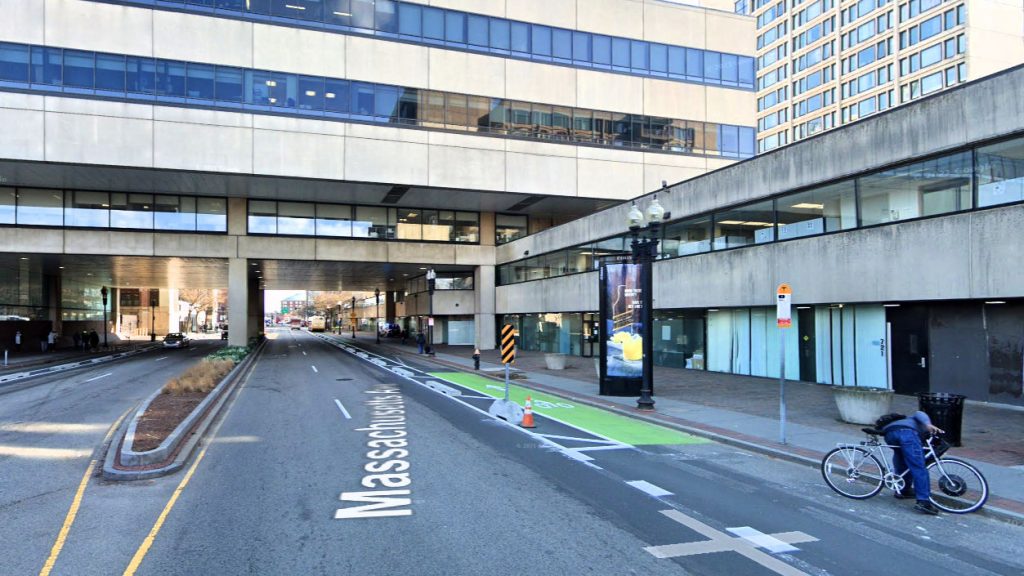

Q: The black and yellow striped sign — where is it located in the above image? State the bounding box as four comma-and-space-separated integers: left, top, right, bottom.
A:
500, 324, 516, 364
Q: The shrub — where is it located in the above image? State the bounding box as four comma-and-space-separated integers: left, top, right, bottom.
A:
206, 346, 249, 364
163, 359, 235, 395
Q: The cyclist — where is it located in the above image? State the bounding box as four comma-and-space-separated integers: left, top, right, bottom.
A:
881, 411, 944, 515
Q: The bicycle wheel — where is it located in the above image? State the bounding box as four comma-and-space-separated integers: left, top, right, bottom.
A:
822, 446, 884, 499
927, 457, 988, 514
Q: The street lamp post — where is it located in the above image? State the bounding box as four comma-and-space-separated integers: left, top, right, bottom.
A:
626, 189, 666, 411
426, 269, 436, 354
100, 286, 109, 350
374, 287, 381, 344
351, 296, 356, 339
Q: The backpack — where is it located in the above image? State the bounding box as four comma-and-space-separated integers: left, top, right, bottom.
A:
874, 412, 906, 430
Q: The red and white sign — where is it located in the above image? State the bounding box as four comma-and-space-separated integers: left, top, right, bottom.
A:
776, 284, 792, 328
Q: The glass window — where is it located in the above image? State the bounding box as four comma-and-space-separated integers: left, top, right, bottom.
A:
552, 29, 572, 61
661, 216, 712, 257
509, 100, 532, 135
324, 79, 350, 114
63, 50, 94, 89
630, 41, 648, 70
445, 93, 468, 129
454, 211, 479, 242
420, 209, 449, 241
215, 66, 244, 102
572, 32, 590, 62
126, 56, 155, 95
354, 206, 391, 238
155, 60, 186, 98
445, 12, 466, 44
495, 214, 527, 244
0, 187, 14, 224
650, 44, 667, 73
375, 85, 399, 119
488, 98, 509, 133
551, 106, 571, 140
0, 42, 30, 83
423, 7, 444, 41
95, 53, 125, 93
350, 0, 375, 29
298, 75, 324, 111
704, 51, 721, 83
611, 38, 629, 68
776, 180, 857, 239
248, 200, 277, 234
393, 208, 422, 240
110, 193, 153, 229
977, 136, 1024, 207
686, 48, 704, 81
351, 82, 375, 116
572, 109, 594, 143
397, 2, 422, 37
375, 0, 398, 33
467, 15, 489, 47
467, 95, 490, 131
592, 35, 611, 66
858, 151, 973, 225
420, 90, 445, 128
490, 19, 510, 51
325, 0, 352, 26
197, 197, 226, 232
396, 87, 419, 123
65, 191, 109, 228
565, 245, 593, 273
920, 70, 942, 94
531, 25, 551, 57
17, 189, 63, 226
277, 202, 315, 235
531, 103, 552, 137
721, 54, 738, 86
30, 46, 62, 86
510, 22, 530, 54
316, 203, 352, 236
591, 236, 628, 262
154, 195, 196, 231
713, 199, 775, 248
186, 62, 215, 100
667, 46, 685, 78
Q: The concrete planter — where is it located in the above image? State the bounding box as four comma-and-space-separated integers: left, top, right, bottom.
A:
544, 353, 567, 370
833, 386, 894, 425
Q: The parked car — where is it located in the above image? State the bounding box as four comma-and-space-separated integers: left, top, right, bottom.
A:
163, 332, 190, 348
220, 325, 228, 340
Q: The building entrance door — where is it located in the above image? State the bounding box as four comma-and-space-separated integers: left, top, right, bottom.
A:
888, 305, 930, 395
582, 315, 598, 358
798, 307, 816, 382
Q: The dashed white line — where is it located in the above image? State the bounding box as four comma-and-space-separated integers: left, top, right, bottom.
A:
626, 480, 674, 497
334, 399, 352, 419
84, 372, 112, 382
311, 365, 318, 373
154, 357, 168, 362
302, 351, 307, 356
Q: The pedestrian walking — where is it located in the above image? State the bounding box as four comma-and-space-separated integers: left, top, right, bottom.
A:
400, 329, 408, 345
73, 331, 81, 351
416, 332, 425, 354
881, 411, 944, 515
88, 329, 99, 352
47, 330, 57, 352
14, 330, 21, 352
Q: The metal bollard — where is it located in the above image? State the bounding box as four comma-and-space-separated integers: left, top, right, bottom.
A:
473, 348, 480, 370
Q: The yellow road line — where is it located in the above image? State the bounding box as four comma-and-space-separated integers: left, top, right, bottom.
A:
122, 353, 260, 576
39, 407, 132, 576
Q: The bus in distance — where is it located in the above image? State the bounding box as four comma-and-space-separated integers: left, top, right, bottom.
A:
309, 316, 327, 332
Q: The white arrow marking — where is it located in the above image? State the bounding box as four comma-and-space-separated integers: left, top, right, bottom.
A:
85, 372, 112, 382
334, 399, 352, 419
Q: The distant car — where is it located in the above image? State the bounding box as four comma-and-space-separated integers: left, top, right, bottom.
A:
163, 332, 190, 348
220, 326, 228, 340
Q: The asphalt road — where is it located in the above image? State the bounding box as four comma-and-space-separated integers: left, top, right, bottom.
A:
4, 329, 1023, 575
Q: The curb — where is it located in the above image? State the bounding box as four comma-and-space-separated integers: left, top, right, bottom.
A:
0, 345, 161, 388
102, 341, 265, 481
388, 346, 1024, 526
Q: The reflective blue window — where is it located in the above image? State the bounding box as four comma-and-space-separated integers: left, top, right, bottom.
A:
611, 38, 629, 68
630, 41, 648, 71
324, 79, 350, 114
423, 6, 444, 41
375, 0, 398, 33
445, 11, 465, 44
552, 29, 571, 61
490, 18, 510, 51
298, 75, 324, 110
668, 47, 685, 77
721, 54, 738, 86
738, 57, 754, 88
63, 50, 94, 89
96, 53, 125, 93
31, 46, 62, 86
572, 32, 590, 62
397, 2, 421, 36
155, 60, 186, 99
510, 21, 530, 54
215, 66, 244, 102
375, 85, 399, 118
325, 0, 352, 27
739, 127, 755, 157
467, 14, 488, 47
531, 25, 551, 57
126, 56, 154, 95
704, 52, 721, 83
186, 62, 215, 100
350, 82, 374, 117
686, 48, 703, 81
0, 43, 29, 83
650, 44, 667, 74
592, 35, 611, 66
350, 0, 375, 29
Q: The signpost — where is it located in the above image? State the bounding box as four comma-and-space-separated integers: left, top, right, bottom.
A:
776, 283, 792, 444
489, 324, 523, 424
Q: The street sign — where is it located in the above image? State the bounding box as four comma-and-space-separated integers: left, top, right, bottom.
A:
776, 283, 792, 328
500, 324, 516, 364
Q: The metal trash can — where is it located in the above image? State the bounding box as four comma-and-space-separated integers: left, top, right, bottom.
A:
918, 392, 966, 447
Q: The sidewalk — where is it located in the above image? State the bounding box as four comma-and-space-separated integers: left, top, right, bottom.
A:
363, 334, 1024, 522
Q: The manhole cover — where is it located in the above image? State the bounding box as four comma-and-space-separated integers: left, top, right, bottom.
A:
336, 378, 352, 381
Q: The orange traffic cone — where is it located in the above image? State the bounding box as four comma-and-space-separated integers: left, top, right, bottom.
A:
521, 396, 536, 428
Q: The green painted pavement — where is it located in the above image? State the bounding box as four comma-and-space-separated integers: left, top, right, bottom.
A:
429, 372, 706, 446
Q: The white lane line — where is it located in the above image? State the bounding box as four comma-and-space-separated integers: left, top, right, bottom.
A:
84, 372, 112, 382
726, 527, 802, 554
626, 480, 673, 497
334, 399, 352, 419
302, 351, 307, 356
154, 357, 168, 362
311, 365, 318, 373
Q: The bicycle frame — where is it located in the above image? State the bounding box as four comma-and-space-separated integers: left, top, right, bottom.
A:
841, 433, 943, 493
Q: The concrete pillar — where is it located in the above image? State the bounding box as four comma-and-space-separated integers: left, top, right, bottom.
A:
474, 265, 496, 350
228, 258, 249, 347
385, 290, 397, 323
227, 197, 247, 236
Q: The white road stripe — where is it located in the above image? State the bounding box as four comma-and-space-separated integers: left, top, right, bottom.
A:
334, 399, 352, 419
626, 480, 673, 497
84, 372, 112, 382
302, 351, 307, 356
154, 357, 168, 362
726, 527, 801, 554
311, 365, 318, 373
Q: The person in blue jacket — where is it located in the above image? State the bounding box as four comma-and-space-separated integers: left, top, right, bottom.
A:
882, 411, 944, 515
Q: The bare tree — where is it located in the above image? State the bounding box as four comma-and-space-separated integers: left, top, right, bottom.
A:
178, 288, 215, 332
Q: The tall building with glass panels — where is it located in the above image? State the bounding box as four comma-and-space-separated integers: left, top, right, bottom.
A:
740, 0, 1024, 152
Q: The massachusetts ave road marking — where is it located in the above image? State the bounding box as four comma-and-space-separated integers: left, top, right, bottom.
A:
727, 527, 802, 554
645, 509, 818, 576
